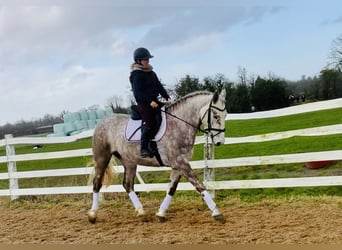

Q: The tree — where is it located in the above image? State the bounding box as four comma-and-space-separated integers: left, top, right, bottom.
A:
329, 34, 342, 71
174, 75, 202, 98
230, 67, 254, 112
319, 68, 341, 99
87, 104, 100, 110
0, 114, 63, 138
202, 74, 228, 92
106, 95, 128, 113
237, 66, 248, 85
307, 76, 321, 100
230, 83, 251, 113
251, 76, 289, 111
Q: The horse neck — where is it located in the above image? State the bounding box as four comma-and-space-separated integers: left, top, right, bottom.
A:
170, 94, 212, 132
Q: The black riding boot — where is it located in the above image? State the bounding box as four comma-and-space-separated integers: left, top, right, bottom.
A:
148, 141, 158, 154
140, 124, 153, 158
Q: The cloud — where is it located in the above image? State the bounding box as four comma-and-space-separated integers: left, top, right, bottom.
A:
0, 3, 175, 68
0, 2, 276, 66
1, 64, 130, 124
333, 16, 342, 23
139, 6, 274, 48
0, 0, 282, 125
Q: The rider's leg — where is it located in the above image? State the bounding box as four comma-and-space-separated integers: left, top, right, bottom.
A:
148, 109, 162, 154
138, 103, 156, 158
140, 123, 153, 157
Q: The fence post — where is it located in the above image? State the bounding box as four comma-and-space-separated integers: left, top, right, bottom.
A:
5, 134, 19, 200
203, 133, 215, 198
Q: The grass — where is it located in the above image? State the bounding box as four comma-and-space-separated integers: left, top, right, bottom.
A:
192, 134, 342, 160
225, 107, 342, 137
0, 106, 341, 202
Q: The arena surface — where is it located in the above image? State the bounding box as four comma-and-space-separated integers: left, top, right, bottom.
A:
1, 196, 342, 244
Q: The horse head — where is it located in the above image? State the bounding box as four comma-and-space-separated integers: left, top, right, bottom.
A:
199, 88, 227, 146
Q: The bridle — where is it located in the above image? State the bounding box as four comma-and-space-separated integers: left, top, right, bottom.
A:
200, 98, 226, 138
161, 95, 226, 137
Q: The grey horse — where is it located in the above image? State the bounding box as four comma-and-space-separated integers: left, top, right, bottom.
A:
88, 89, 227, 223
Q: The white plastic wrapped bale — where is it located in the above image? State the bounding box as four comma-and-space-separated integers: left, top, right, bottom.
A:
69, 130, 81, 136
74, 120, 88, 131
47, 123, 66, 137
87, 120, 96, 129
63, 122, 77, 136
79, 111, 89, 120
87, 111, 97, 121
96, 109, 106, 119
53, 123, 65, 134
63, 112, 81, 123
105, 108, 113, 116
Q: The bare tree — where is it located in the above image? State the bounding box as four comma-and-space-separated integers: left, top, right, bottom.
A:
329, 34, 342, 71
237, 66, 247, 85
87, 104, 100, 111
106, 95, 127, 113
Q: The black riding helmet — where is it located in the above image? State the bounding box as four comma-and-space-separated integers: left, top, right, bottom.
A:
134, 47, 154, 62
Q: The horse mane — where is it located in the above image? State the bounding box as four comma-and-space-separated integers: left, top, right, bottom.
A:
168, 91, 213, 110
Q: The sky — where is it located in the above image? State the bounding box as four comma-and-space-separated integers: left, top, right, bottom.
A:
1, 0, 342, 126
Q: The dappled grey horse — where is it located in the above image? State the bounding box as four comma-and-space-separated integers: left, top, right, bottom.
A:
88, 89, 227, 223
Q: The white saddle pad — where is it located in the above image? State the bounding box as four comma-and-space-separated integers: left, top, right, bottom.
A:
124, 108, 167, 142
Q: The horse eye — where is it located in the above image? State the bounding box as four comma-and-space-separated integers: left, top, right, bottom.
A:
213, 115, 220, 120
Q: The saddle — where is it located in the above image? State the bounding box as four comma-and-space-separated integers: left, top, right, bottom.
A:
124, 106, 167, 142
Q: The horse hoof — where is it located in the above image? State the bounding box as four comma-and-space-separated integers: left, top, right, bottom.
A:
213, 214, 225, 223
88, 210, 97, 224
155, 210, 167, 222
136, 208, 146, 216
156, 215, 167, 222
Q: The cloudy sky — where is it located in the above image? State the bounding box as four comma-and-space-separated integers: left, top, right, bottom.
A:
1, 0, 341, 125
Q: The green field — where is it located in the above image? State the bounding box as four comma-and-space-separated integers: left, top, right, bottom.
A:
0, 107, 341, 201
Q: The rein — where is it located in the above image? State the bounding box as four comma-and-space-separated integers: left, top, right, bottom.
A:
161, 98, 226, 136
161, 108, 202, 132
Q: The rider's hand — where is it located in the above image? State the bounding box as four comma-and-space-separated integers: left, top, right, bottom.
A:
150, 101, 158, 108
167, 98, 172, 105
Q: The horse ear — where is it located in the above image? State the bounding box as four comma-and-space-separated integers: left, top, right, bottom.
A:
219, 88, 226, 99
212, 91, 219, 103
213, 88, 226, 104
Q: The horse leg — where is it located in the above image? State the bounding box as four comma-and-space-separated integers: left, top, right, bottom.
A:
88, 154, 111, 223
180, 161, 225, 222
156, 169, 182, 222
122, 163, 145, 216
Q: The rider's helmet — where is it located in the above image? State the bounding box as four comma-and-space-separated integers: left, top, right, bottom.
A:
133, 47, 154, 62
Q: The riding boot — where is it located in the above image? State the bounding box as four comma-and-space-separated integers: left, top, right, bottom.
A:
140, 124, 153, 158
148, 141, 157, 155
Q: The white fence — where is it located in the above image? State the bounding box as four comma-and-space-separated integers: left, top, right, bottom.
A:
0, 98, 341, 200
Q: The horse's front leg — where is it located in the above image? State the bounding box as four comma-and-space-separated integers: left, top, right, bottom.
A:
122, 164, 145, 216
88, 154, 111, 224
180, 161, 225, 222
156, 168, 182, 222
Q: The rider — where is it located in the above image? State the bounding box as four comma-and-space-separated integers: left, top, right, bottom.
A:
129, 47, 172, 158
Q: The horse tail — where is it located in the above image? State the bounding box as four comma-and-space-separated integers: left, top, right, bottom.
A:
102, 165, 117, 187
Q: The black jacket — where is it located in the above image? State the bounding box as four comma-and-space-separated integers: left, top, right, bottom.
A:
130, 70, 170, 104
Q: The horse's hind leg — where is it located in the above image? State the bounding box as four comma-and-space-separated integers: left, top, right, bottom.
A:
156, 169, 182, 222
88, 153, 111, 223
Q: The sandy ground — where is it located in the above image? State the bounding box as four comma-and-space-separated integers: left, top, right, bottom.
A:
1, 196, 342, 244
